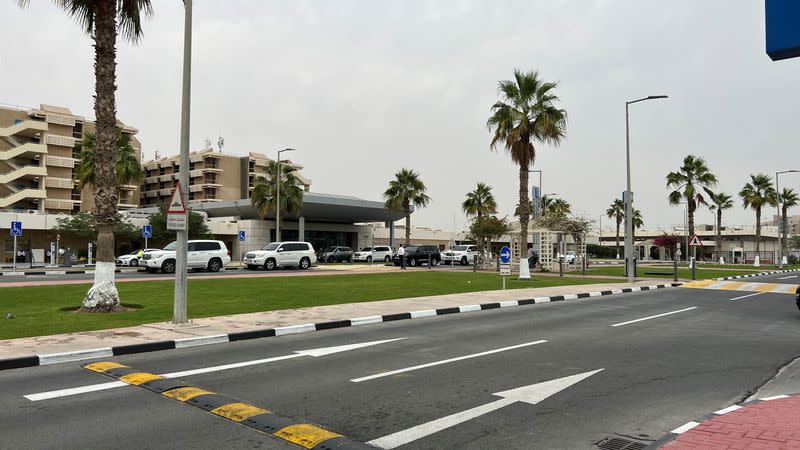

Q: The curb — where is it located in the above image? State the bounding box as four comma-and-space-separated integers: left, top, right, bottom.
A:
712, 268, 800, 282
648, 393, 800, 449
0, 283, 680, 371
0, 269, 138, 277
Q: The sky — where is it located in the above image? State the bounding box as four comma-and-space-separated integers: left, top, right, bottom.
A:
1, 0, 799, 232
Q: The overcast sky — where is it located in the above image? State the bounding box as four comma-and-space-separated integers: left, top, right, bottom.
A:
2, 1, 799, 231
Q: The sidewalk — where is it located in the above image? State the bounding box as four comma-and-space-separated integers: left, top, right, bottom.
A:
0, 280, 663, 360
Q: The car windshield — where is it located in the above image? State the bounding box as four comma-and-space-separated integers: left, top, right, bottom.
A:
261, 243, 280, 251
128, 250, 139, 255
453, 245, 469, 251
162, 242, 177, 251
360, 247, 372, 252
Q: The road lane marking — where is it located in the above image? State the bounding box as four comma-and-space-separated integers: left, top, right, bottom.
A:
671, 421, 700, 434
778, 275, 798, 280
714, 405, 742, 414
728, 292, 765, 301
24, 338, 404, 402
367, 369, 603, 449
610, 307, 698, 327
350, 340, 546, 383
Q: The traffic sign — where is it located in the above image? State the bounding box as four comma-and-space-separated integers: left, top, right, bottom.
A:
499, 246, 511, 264
499, 264, 511, 276
238, 230, 246, 241
166, 181, 188, 231
766, 0, 800, 61
142, 225, 152, 239
689, 235, 702, 246
10, 221, 22, 237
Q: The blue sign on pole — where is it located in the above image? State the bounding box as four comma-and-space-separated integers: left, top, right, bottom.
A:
142, 225, 152, 239
10, 221, 22, 237
238, 230, 246, 241
766, 0, 800, 61
499, 246, 511, 264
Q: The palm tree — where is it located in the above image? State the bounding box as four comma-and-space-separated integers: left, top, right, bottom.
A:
666, 155, 718, 240
462, 182, 497, 219
706, 191, 733, 261
779, 188, 800, 256
627, 208, 644, 259
606, 198, 624, 258
739, 174, 778, 253
540, 195, 554, 214
251, 160, 304, 236
547, 198, 571, 216
384, 169, 431, 245
18, 1, 153, 311
487, 69, 567, 264
75, 130, 144, 189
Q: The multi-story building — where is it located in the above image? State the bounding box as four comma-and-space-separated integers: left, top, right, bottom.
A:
0, 104, 141, 213
140, 148, 311, 208
769, 214, 800, 237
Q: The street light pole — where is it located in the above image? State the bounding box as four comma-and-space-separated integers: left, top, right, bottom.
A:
624, 95, 668, 283
275, 148, 296, 242
776, 169, 799, 268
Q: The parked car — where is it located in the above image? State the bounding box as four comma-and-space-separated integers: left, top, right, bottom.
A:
562, 251, 576, 264
318, 246, 353, 263
353, 245, 394, 263
442, 245, 478, 265
244, 241, 316, 270
393, 245, 441, 267
143, 240, 231, 273
115, 248, 158, 267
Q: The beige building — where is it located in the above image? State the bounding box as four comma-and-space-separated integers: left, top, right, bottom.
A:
0, 104, 141, 213
140, 148, 311, 208
769, 214, 800, 237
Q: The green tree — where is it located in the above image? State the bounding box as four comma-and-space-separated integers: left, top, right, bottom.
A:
779, 188, 800, 256
467, 215, 510, 265
487, 69, 567, 265
606, 198, 624, 258
18, 0, 153, 311
707, 191, 734, 260
251, 160, 304, 238
627, 208, 643, 243
462, 182, 497, 219
666, 155, 718, 240
147, 207, 212, 242
739, 174, 778, 253
54, 212, 138, 242
75, 130, 144, 189
547, 198, 571, 216
384, 169, 431, 245
789, 235, 800, 250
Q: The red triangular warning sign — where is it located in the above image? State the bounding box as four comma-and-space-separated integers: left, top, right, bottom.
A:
167, 181, 187, 214
689, 235, 702, 246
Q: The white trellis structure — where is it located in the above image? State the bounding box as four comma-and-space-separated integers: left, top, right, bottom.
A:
508, 228, 588, 272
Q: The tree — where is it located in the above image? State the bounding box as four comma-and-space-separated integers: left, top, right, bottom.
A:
462, 182, 497, 219
487, 69, 567, 268
251, 160, 304, 237
19, 0, 153, 312
467, 215, 510, 265
779, 188, 800, 257
653, 233, 683, 260
384, 169, 431, 245
739, 174, 778, 253
789, 235, 800, 251
54, 212, 138, 242
147, 207, 212, 242
547, 198, 571, 216
75, 130, 144, 189
606, 198, 624, 258
627, 208, 643, 243
666, 155, 718, 244
707, 191, 734, 260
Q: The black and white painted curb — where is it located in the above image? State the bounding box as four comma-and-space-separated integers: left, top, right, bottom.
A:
713, 268, 800, 282
0, 268, 139, 277
0, 283, 680, 371
648, 393, 800, 448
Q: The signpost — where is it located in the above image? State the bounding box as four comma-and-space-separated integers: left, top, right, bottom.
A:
238, 230, 245, 241
689, 235, 702, 280
142, 224, 152, 249
166, 181, 187, 231
499, 246, 511, 289
10, 221, 22, 271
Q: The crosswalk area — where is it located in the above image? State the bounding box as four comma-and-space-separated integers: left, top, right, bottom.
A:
681, 280, 798, 294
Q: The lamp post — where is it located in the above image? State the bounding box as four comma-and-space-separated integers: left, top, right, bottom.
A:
275, 148, 296, 242
625, 95, 668, 283
776, 169, 799, 268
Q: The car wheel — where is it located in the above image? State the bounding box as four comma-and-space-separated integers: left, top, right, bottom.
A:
460, 256, 468, 265
409, 258, 417, 267
208, 258, 222, 272
366, 256, 372, 263
384, 256, 391, 262
161, 259, 176, 274
130, 259, 138, 267
431, 258, 439, 267
247, 264, 257, 270
299, 257, 311, 270
264, 259, 276, 271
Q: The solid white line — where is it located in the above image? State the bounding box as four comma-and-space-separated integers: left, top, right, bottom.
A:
760, 394, 789, 401
714, 405, 742, 415
671, 421, 700, 434
778, 275, 798, 280
728, 292, 765, 301
25, 381, 127, 401
610, 307, 698, 327
350, 340, 547, 383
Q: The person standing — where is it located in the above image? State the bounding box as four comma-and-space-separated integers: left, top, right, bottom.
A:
398, 244, 406, 269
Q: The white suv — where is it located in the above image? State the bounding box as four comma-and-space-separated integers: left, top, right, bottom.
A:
143, 240, 231, 273
353, 245, 394, 263
442, 245, 479, 265
244, 241, 316, 270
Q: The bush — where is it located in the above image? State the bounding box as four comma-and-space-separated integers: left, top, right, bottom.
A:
788, 255, 799, 265
587, 244, 617, 259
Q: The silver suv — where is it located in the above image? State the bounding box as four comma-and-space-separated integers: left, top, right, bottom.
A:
244, 241, 316, 270
143, 240, 231, 273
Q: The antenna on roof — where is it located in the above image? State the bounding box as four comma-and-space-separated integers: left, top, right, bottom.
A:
217, 135, 224, 154
204, 138, 211, 150
154, 149, 161, 160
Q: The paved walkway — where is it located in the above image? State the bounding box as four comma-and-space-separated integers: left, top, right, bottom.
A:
0, 280, 659, 359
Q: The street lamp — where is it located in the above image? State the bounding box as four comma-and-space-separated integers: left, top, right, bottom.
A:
624, 95, 668, 283
275, 148, 296, 242
776, 169, 799, 268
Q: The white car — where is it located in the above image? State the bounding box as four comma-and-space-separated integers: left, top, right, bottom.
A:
143, 240, 231, 273
115, 248, 158, 267
244, 241, 316, 270
353, 245, 394, 263
559, 251, 577, 264
442, 245, 479, 265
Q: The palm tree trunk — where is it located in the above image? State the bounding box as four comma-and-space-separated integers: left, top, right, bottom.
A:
82, 1, 120, 311
755, 207, 762, 254
716, 209, 722, 260
518, 163, 530, 262
404, 209, 411, 246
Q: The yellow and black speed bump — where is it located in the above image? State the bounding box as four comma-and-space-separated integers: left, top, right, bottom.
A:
83, 362, 373, 450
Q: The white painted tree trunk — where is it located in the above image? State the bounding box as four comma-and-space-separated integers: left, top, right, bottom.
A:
82, 262, 120, 311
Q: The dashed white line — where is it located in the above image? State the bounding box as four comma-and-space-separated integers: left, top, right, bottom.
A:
610, 307, 698, 327
714, 405, 742, 415
671, 421, 700, 434
728, 292, 765, 301
777, 275, 798, 280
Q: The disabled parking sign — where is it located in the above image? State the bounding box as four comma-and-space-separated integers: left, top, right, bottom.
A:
10, 221, 22, 237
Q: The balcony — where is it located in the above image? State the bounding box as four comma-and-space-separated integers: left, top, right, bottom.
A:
45, 113, 77, 127
145, 175, 160, 184
44, 177, 76, 189
45, 134, 77, 148
44, 198, 75, 211
45, 155, 76, 168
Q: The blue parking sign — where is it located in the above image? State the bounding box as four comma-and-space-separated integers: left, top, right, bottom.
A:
142, 225, 152, 239
238, 230, 246, 241
10, 221, 22, 237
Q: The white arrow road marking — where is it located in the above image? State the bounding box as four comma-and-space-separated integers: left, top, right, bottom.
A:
367, 369, 604, 449
610, 307, 698, 327
24, 338, 404, 402
728, 292, 765, 301
350, 340, 547, 383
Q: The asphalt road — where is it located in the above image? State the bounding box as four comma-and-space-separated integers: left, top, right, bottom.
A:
1, 273, 799, 449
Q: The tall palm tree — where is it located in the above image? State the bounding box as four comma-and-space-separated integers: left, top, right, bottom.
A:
462, 182, 497, 219
706, 191, 733, 261
739, 174, 778, 253
606, 198, 624, 258
666, 155, 718, 240
540, 195, 555, 214
384, 169, 431, 245
18, 0, 153, 311
251, 160, 304, 236
779, 188, 800, 256
487, 69, 567, 264
75, 130, 144, 189
547, 198, 571, 216
627, 208, 644, 258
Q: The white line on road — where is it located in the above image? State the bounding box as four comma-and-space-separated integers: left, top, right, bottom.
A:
350, 340, 546, 383
671, 421, 700, 434
610, 307, 698, 327
728, 292, 765, 301
777, 275, 798, 280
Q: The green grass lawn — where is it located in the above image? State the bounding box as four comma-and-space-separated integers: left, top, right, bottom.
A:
694, 263, 800, 270
0, 272, 617, 340
584, 265, 773, 280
